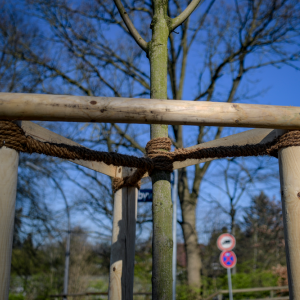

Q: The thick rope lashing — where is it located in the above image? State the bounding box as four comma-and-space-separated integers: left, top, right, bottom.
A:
1, 121, 299, 192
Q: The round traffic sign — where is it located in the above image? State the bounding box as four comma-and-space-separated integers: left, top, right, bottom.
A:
219, 250, 237, 269
217, 233, 236, 251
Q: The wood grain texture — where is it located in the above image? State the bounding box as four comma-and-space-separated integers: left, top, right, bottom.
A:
279, 146, 300, 300
1, 93, 300, 129
0, 147, 19, 300
18, 121, 117, 177
108, 167, 138, 300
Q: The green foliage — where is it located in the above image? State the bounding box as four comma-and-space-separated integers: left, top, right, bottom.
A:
10, 272, 63, 300
176, 284, 201, 300
9, 234, 64, 299
134, 250, 152, 284
232, 271, 277, 289
86, 279, 109, 300
201, 270, 279, 300
89, 279, 108, 291
133, 242, 152, 294
176, 270, 280, 300
8, 191, 286, 300
9, 295, 25, 300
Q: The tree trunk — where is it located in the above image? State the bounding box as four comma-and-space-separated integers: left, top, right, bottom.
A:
149, 1, 173, 299
179, 168, 202, 296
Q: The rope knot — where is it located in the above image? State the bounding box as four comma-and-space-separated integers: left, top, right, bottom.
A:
145, 137, 173, 173
112, 176, 142, 193
145, 137, 172, 156
266, 130, 300, 157
0, 121, 29, 152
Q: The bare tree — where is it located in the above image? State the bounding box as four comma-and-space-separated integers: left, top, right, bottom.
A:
201, 156, 278, 235
244, 192, 285, 271
1, 0, 300, 295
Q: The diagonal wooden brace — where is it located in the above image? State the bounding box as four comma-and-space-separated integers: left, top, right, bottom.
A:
17, 121, 117, 177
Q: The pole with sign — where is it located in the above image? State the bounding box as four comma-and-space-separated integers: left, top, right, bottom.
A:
217, 233, 236, 300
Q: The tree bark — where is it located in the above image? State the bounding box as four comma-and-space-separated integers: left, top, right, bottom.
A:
149, 1, 173, 299
178, 167, 202, 295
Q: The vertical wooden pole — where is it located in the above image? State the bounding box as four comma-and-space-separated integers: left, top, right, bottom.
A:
0, 147, 19, 299
278, 145, 300, 300
109, 167, 138, 300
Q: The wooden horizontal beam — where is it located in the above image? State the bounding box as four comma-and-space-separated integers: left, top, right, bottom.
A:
240, 297, 289, 300
222, 286, 289, 293
18, 121, 117, 178
49, 292, 151, 297
204, 286, 289, 300
1, 93, 300, 129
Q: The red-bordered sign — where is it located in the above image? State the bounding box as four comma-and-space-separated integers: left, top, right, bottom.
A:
219, 250, 237, 269
217, 233, 236, 251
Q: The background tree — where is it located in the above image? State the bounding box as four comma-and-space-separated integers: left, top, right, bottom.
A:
200, 192, 285, 298
243, 192, 285, 271
1, 0, 300, 295
201, 156, 278, 235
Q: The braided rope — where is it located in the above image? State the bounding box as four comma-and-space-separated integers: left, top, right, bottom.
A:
1, 121, 299, 192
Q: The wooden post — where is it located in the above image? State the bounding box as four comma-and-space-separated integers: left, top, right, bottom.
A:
278, 145, 300, 299
108, 167, 138, 300
0, 147, 19, 299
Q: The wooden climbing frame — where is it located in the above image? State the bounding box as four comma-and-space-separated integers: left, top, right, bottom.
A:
0, 92, 300, 299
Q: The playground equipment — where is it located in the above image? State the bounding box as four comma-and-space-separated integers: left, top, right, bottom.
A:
0, 93, 300, 300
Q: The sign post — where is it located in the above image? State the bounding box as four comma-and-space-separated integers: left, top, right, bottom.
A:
217, 233, 237, 300
227, 268, 233, 300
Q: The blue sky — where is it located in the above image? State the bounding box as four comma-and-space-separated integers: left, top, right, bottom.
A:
11, 0, 300, 246
254, 65, 300, 106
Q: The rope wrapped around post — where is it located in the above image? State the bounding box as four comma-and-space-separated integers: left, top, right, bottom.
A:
1, 121, 300, 192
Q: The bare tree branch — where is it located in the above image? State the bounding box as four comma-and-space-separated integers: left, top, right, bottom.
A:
170, 0, 202, 32
112, 123, 145, 153
113, 0, 148, 51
